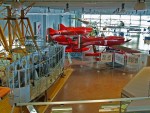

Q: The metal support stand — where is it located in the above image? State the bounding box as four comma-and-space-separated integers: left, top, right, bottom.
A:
148, 81, 150, 97
112, 50, 115, 69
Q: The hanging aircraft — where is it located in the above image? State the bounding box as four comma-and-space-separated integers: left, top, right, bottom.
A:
59, 24, 93, 35
104, 21, 143, 32
70, 17, 99, 36
48, 24, 93, 36
71, 18, 90, 25
48, 28, 90, 36
51, 35, 131, 53
70, 17, 99, 26
50, 35, 89, 52
105, 26, 142, 32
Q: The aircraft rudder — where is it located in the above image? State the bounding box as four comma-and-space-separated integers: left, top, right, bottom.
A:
49, 28, 56, 32
59, 24, 66, 30
49, 28, 58, 35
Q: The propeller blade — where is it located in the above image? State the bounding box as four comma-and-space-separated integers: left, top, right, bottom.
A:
125, 39, 132, 43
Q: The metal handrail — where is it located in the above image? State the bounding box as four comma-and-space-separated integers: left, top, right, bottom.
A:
16, 97, 150, 106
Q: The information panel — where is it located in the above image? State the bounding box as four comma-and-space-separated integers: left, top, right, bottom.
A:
115, 53, 125, 65
101, 53, 112, 62
127, 54, 139, 65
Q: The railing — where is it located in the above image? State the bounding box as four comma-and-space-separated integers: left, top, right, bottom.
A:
85, 49, 147, 72
16, 97, 150, 106
15, 97, 150, 113
5, 45, 65, 104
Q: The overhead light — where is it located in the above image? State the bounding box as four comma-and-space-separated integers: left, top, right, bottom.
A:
119, 3, 126, 13
48, 7, 51, 13
82, 7, 85, 14
64, 3, 69, 13
11, 0, 23, 11
134, 0, 147, 10
88, 9, 92, 14
116, 8, 120, 13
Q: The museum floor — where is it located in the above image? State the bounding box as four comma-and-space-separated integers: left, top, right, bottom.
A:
45, 58, 138, 113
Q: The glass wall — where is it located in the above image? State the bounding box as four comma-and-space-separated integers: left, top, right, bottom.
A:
82, 14, 150, 29
81, 14, 150, 51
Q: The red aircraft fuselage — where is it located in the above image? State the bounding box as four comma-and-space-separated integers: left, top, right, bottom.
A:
82, 36, 127, 46
47, 24, 93, 36
51, 35, 131, 52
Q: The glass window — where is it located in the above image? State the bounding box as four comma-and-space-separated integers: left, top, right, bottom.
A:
111, 15, 120, 19
141, 16, 150, 21
130, 20, 140, 26
90, 14, 100, 19
90, 18, 100, 21
123, 20, 131, 25
82, 14, 148, 31
141, 21, 150, 27
130, 15, 140, 20
90, 19, 99, 24
82, 14, 91, 18
120, 15, 130, 20
101, 15, 110, 19
81, 14, 150, 51
101, 19, 111, 26
111, 20, 120, 25
138, 35, 150, 50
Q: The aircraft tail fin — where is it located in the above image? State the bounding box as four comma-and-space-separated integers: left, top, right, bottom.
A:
59, 24, 67, 30
49, 28, 58, 35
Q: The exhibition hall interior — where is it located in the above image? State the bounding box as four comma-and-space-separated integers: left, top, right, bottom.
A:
0, 0, 150, 113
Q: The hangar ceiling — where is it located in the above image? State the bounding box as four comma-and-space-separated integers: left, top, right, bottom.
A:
2, 0, 150, 14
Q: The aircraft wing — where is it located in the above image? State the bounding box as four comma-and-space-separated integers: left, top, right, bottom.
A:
105, 25, 144, 31
71, 17, 90, 25
65, 47, 90, 52
104, 25, 122, 29
109, 45, 141, 53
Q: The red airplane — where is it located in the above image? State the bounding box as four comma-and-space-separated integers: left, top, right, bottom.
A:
51, 35, 131, 53
51, 35, 90, 52
47, 24, 93, 36
80, 36, 131, 46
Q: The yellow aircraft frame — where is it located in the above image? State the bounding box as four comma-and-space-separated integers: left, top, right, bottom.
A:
0, 3, 39, 62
